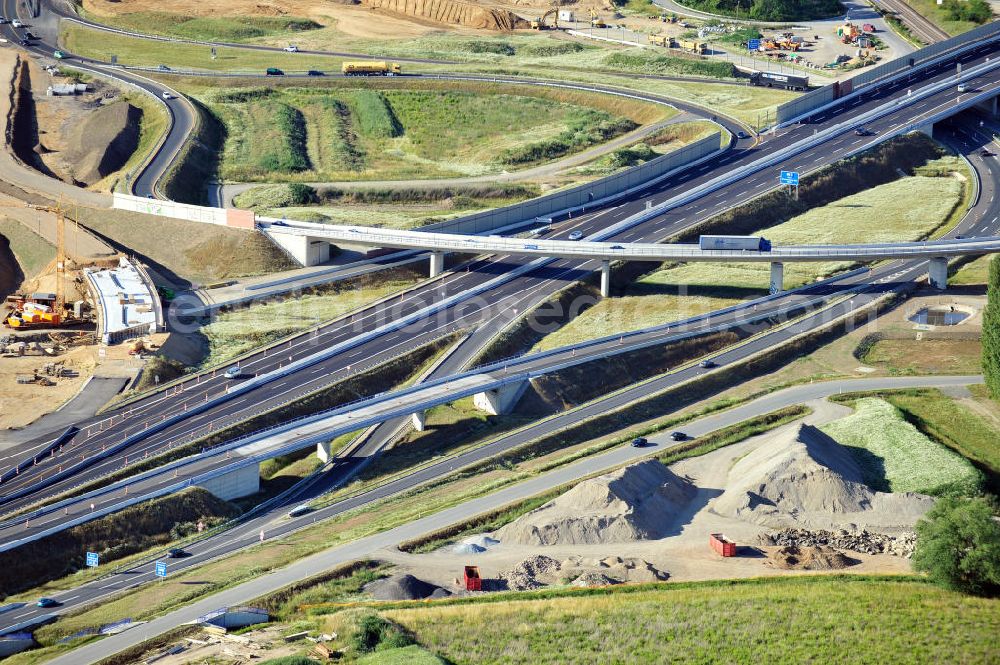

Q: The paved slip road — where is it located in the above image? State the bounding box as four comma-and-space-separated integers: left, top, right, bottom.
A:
40, 374, 982, 665
2, 40, 998, 521
4, 109, 998, 633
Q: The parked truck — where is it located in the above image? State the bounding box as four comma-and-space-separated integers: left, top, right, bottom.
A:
679, 39, 706, 54
342, 61, 401, 76
649, 34, 674, 47
749, 71, 809, 91
699, 235, 771, 251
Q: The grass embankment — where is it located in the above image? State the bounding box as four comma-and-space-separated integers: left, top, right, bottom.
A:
583, 120, 719, 173
829, 387, 1000, 494
821, 397, 983, 496
237, 183, 541, 228
0, 218, 55, 279
859, 337, 983, 375
0, 488, 237, 600
199, 84, 648, 182
672, 0, 842, 21
78, 10, 322, 42
897, 0, 992, 36
198, 270, 424, 367
382, 577, 998, 664
534, 137, 967, 350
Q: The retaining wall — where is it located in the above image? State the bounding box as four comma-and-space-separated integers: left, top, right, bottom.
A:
112, 193, 254, 228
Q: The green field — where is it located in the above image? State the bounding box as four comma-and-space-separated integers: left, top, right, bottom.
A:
199, 275, 421, 367
534, 173, 966, 350
902, 0, 992, 36
820, 397, 982, 496
79, 10, 322, 42
860, 338, 984, 375
202, 85, 644, 182
382, 577, 998, 664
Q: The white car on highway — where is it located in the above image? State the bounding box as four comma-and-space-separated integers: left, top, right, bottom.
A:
11, 19, 22, 28
284, 44, 299, 52
161, 91, 173, 100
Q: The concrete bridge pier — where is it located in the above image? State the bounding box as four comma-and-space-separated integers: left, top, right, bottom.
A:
600, 259, 611, 297
769, 262, 784, 295
915, 121, 935, 138
430, 251, 445, 277
411, 411, 427, 432
197, 463, 260, 500
474, 380, 529, 416
929, 257, 948, 290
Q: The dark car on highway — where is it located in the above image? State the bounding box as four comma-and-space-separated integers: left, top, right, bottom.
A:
36, 598, 60, 608
631, 437, 648, 448
168, 548, 187, 558
670, 431, 686, 441
266, 67, 284, 76
307, 70, 324, 76
699, 359, 716, 369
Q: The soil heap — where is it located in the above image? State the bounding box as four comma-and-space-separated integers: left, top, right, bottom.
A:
362, 0, 525, 30
765, 544, 859, 570
494, 459, 696, 546
711, 424, 934, 532
63, 102, 142, 186
364, 574, 449, 601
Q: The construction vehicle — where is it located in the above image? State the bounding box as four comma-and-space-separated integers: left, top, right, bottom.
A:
530, 7, 559, 29
342, 61, 401, 76
679, 39, 707, 55
649, 34, 674, 47
4, 206, 81, 330
749, 71, 809, 91
589, 8, 606, 28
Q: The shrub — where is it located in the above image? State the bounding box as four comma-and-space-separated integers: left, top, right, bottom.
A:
352, 614, 414, 653
942, 0, 993, 23
983, 256, 1000, 398
464, 40, 516, 56
913, 497, 1000, 596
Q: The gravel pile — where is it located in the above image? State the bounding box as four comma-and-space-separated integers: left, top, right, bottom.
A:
497, 555, 563, 591
495, 460, 696, 545
713, 424, 934, 532
760, 528, 917, 558
765, 544, 858, 570
572, 572, 622, 587
452, 543, 486, 555
365, 574, 446, 601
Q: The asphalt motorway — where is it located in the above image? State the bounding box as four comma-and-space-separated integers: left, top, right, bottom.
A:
2, 110, 998, 628
28, 373, 983, 664
2, 42, 999, 517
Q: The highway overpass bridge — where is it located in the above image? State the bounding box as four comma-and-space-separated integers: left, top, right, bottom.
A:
259, 221, 1000, 295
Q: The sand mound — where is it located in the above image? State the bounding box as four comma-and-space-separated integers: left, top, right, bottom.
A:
495, 460, 696, 546
365, 574, 446, 601
362, 0, 525, 30
765, 544, 859, 570
711, 425, 934, 532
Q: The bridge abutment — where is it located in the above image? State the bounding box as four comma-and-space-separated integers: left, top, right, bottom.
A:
769, 262, 784, 295
473, 381, 528, 416
197, 463, 260, 500
929, 257, 948, 289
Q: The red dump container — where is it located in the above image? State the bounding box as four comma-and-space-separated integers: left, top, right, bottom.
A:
709, 533, 737, 557
463, 565, 482, 591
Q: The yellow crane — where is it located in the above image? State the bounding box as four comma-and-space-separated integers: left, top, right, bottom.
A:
5, 203, 70, 328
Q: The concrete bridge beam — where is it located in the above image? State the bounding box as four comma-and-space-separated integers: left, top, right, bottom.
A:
769, 262, 784, 295
929, 257, 948, 290
473, 380, 529, 416
196, 463, 260, 500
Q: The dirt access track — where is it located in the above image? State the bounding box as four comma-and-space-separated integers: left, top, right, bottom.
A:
79, 0, 607, 33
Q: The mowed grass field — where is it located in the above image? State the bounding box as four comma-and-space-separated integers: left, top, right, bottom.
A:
383, 577, 998, 664
534, 172, 965, 349
78, 10, 322, 42
202, 84, 652, 182
199, 275, 421, 367
820, 397, 982, 496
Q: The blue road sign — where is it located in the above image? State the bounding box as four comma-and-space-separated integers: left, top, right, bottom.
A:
86, 552, 99, 568
779, 170, 800, 186
748, 38, 761, 51
155, 561, 167, 578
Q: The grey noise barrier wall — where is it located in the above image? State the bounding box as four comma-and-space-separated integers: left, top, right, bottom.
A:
775, 21, 1000, 124
418, 132, 722, 236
